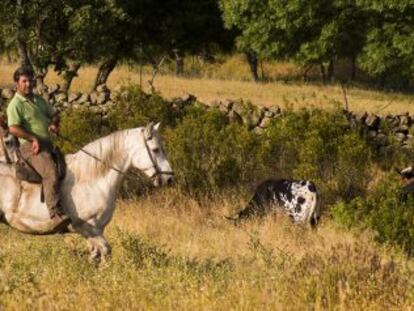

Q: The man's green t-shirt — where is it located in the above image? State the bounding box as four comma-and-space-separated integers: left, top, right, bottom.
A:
7, 92, 55, 146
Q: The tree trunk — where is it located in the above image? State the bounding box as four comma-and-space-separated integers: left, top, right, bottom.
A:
351, 56, 356, 81
378, 72, 386, 89
302, 65, 312, 82
61, 62, 81, 92
173, 49, 184, 76
327, 59, 335, 82
245, 51, 259, 82
16, 0, 32, 69
34, 67, 48, 94
320, 64, 326, 83
17, 40, 32, 69
144, 53, 158, 70
93, 57, 118, 91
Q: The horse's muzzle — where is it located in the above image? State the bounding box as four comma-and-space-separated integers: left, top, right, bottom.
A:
153, 174, 174, 187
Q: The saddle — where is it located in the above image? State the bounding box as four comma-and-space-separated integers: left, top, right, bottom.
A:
0, 116, 66, 184
15, 146, 67, 184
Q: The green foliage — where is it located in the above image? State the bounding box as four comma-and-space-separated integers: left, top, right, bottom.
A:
57, 107, 108, 154
260, 110, 309, 176
261, 109, 372, 203
333, 175, 414, 255
58, 89, 374, 203
293, 110, 371, 203
107, 86, 182, 130
220, 0, 367, 79
164, 107, 263, 194
357, 2, 414, 88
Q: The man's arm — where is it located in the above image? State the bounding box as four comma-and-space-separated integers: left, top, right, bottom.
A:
48, 114, 60, 134
9, 125, 40, 155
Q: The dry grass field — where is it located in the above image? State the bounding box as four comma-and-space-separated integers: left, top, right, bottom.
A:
1, 190, 414, 310
1, 57, 414, 114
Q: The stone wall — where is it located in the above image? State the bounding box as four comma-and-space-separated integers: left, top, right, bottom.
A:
0, 83, 116, 117
0, 83, 413, 151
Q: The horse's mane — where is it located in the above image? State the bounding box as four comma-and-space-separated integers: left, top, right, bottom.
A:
66, 129, 134, 183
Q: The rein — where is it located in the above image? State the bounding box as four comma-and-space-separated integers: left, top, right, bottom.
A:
56, 131, 172, 181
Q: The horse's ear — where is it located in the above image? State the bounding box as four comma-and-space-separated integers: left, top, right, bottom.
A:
145, 121, 154, 139
154, 122, 161, 131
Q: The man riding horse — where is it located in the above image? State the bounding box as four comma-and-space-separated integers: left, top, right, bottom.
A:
6, 66, 65, 222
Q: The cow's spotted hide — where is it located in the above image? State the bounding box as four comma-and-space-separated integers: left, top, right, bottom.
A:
230, 178, 320, 227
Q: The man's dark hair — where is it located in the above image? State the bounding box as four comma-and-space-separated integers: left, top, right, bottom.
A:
13, 66, 34, 82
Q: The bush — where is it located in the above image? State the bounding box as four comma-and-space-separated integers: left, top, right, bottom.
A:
57, 97, 374, 205
107, 85, 183, 130
164, 107, 264, 194
260, 110, 309, 177
261, 109, 372, 204
333, 175, 414, 255
57, 107, 109, 154
293, 110, 372, 203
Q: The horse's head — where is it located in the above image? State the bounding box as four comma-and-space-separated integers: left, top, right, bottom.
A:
131, 122, 174, 187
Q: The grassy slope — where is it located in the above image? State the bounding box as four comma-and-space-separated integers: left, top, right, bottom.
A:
1, 191, 413, 310
1, 57, 414, 114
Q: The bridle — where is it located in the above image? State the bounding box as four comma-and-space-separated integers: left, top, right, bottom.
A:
141, 128, 174, 180
57, 129, 173, 182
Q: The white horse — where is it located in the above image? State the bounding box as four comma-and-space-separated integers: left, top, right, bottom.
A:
0, 122, 173, 260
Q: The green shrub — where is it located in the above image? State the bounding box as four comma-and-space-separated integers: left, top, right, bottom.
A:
261, 109, 372, 204
107, 85, 183, 130
260, 110, 309, 177
57, 107, 109, 154
333, 175, 414, 255
164, 107, 264, 194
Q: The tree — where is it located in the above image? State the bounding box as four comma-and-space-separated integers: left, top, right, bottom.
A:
117, 0, 234, 77
0, 0, 84, 90
220, 0, 368, 82
357, 1, 414, 89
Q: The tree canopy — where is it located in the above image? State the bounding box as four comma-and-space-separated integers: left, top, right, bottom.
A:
2, 0, 414, 90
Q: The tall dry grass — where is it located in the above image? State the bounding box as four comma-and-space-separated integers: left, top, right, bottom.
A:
1, 189, 413, 310
1, 56, 414, 114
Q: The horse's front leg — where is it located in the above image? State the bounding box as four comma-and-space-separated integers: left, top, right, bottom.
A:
74, 222, 111, 262
89, 235, 112, 259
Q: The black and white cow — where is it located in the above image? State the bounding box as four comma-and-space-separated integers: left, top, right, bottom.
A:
227, 178, 320, 227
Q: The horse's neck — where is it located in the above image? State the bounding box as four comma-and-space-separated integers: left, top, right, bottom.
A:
66, 131, 132, 186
